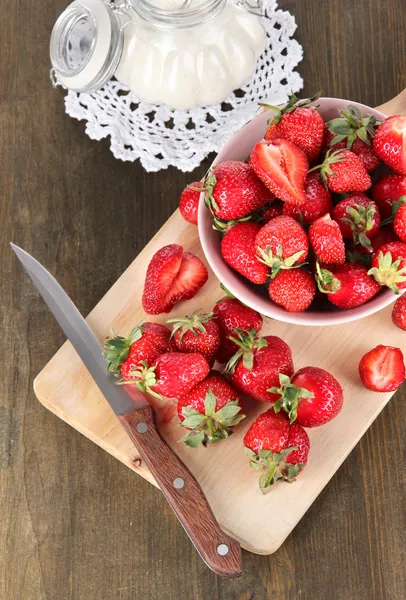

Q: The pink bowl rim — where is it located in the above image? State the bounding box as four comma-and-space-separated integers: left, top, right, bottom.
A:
198, 97, 399, 327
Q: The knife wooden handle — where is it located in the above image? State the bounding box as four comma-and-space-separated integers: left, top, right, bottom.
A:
118, 405, 243, 578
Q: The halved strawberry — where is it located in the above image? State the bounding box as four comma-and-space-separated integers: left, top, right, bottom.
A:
142, 246, 208, 315
373, 115, 406, 175
250, 139, 308, 205
163, 252, 208, 311
359, 345, 405, 392
142, 244, 183, 314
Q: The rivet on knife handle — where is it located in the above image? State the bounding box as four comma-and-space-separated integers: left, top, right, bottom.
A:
118, 405, 243, 578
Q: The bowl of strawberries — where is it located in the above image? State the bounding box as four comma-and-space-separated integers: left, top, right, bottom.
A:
198, 94, 406, 326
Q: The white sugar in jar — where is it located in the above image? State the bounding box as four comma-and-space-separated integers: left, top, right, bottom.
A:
115, 0, 266, 109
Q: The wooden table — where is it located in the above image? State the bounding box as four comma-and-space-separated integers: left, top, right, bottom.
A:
1, 0, 405, 598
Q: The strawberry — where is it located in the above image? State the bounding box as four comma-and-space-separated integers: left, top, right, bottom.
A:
177, 372, 245, 447
316, 262, 380, 308
179, 182, 201, 225
250, 139, 308, 205
203, 161, 273, 222
142, 245, 208, 314
268, 269, 316, 312
263, 93, 324, 163
269, 368, 344, 427
213, 293, 263, 364
308, 214, 346, 265
332, 195, 381, 250
261, 201, 284, 222
373, 115, 406, 175
167, 310, 221, 366
371, 174, 406, 219
162, 252, 208, 310
283, 172, 333, 225
310, 149, 371, 193
392, 294, 406, 330
255, 215, 309, 277
244, 410, 309, 493
129, 352, 210, 398
221, 222, 269, 284
359, 345, 405, 392
324, 104, 380, 172
142, 244, 183, 314
368, 242, 406, 293
104, 322, 171, 380
226, 330, 294, 403
393, 201, 406, 242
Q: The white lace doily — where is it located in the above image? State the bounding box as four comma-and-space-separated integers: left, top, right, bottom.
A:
64, 0, 303, 172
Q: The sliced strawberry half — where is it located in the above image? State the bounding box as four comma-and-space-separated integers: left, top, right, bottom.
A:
359, 344, 405, 392
163, 252, 208, 311
142, 244, 183, 314
250, 139, 308, 206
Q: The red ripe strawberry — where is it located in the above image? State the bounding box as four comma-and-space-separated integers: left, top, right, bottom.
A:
324, 104, 380, 172
179, 182, 201, 225
359, 345, 405, 392
392, 294, 406, 330
221, 222, 269, 284
261, 201, 284, 222
332, 195, 381, 250
393, 202, 406, 242
250, 139, 308, 206
131, 352, 210, 398
167, 310, 220, 366
203, 161, 273, 221
142, 244, 182, 314
268, 269, 316, 312
316, 262, 380, 308
213, 294, 263, 364
162, 252, 208, 310
310, 149, 371, 193
372, 174, 406, 219
104, 322, 171, 380
373, 115, 406, 175
255, 215, 309, 277
244, 409, 309, 493
226, 331, 294, 403
283, 172, 333, 225
269, 368, 344, 427
177, 372, 245, 447
263, 93, 324, 163
142, 245, 208, 314
308, 214, 346, 265
369, 242, 406, 293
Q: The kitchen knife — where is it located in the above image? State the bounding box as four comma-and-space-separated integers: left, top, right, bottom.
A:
11, 243, 243, 578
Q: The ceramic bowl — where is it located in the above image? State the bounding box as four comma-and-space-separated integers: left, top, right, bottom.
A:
198, 97, 396, 326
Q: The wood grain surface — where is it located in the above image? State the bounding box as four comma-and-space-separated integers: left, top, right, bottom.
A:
1, 0, 405, 599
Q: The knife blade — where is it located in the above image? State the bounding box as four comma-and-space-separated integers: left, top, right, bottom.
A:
11, 243, 242, 577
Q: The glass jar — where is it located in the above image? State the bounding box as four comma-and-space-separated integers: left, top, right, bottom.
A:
50, 0, 266, 109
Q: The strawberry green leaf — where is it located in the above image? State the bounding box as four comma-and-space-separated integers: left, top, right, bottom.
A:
182, 430, 206, 448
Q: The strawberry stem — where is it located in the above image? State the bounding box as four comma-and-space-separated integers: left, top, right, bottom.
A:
180, 391, 245, 447
245, 445, 304, 493
368, 251, 406, 294
224, 329, 267, 373
268, 373, 314, 423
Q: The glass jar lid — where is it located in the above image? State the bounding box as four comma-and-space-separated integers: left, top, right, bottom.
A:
50, 0, 125, 93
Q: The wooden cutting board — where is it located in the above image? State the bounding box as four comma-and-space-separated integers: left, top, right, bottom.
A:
34, 91, 406, 555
